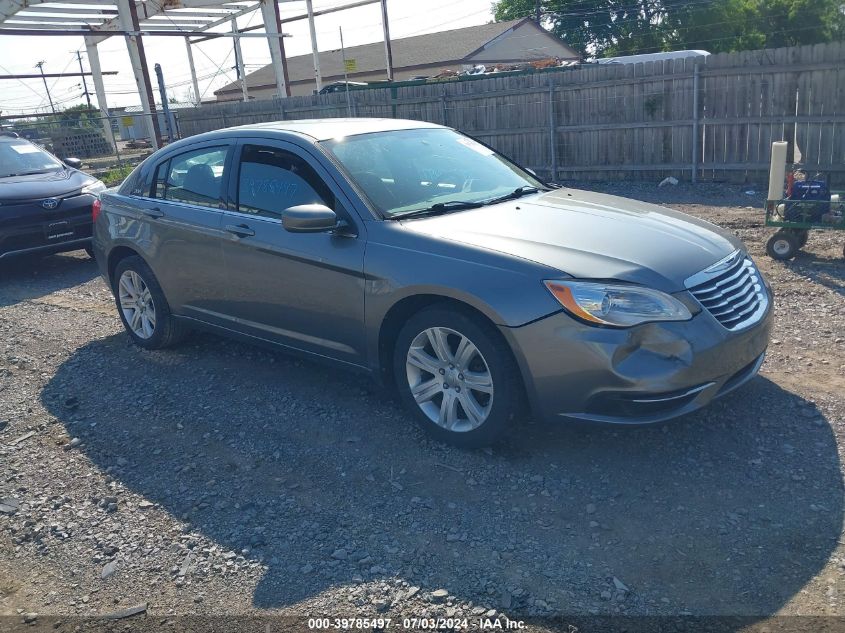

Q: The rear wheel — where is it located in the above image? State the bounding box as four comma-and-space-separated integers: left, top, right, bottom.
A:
766, 230, 799, 260
113, 256, 187, 349
393, 306, 523, 447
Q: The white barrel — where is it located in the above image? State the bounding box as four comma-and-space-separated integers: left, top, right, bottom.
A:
768, 141, 788, 201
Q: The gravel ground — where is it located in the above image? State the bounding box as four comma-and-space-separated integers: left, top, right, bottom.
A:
1, 182, 844, 632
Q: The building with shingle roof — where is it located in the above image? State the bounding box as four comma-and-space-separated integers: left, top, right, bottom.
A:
215, 17, 578, 100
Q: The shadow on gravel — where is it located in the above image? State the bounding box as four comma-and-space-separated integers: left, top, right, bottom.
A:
0, 251, 98, 307
786, 252, 845, 297
42, 332, 843, 616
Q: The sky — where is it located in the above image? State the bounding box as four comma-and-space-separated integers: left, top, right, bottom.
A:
0, 0, 495, 114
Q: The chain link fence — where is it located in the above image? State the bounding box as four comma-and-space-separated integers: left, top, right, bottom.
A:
1, 110, 175, 186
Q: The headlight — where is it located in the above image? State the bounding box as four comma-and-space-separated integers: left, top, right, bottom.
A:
81, 180, 106, 195
544, 280, 692, 327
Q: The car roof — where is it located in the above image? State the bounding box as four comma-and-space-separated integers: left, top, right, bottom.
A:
213, 118, 446, 142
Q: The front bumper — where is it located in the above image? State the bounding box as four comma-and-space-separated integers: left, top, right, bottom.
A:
0, 236, 91, 260
502, 293, 773, 424
0, 194, 94, 259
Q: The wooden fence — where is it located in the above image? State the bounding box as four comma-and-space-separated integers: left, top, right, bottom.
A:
176, 41, 845, 185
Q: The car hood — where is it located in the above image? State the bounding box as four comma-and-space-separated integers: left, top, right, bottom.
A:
399, 188, 743, 291
0, 168, 90, 200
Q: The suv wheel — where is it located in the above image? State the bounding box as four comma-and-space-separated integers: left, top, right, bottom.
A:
113, 256, 187, 349
393, 306, 523, 447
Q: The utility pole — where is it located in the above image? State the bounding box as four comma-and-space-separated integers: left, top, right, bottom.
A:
380, 0, 394, 82
232, 38, 240, 79
340, 27, 351, 117
74, 50, 92, 109
535, 0, 541, 23
35, 61, 56, 114
305, 0, 322, 92
154, 63, 175, 142
232, 18, 248, 102
184, 37, 200, 106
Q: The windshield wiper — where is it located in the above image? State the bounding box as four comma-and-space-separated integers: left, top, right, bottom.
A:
483, 185, 546, 206
389, 200, 484, 220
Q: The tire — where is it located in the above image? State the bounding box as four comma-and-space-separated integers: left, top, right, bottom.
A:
796, 230, 809, 248
113, 255, 187, 349
393, 306, 523, 448
766, 231, 799, 261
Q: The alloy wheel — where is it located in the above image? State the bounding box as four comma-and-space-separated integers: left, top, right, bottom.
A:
405, 326, 494, 432
118, 270, 157, 339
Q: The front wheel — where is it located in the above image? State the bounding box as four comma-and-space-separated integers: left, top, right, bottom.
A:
113, 256, 187, 349
393, 306, 523, 448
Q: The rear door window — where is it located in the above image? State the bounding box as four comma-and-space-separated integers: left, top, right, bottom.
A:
153, 146, 228, 208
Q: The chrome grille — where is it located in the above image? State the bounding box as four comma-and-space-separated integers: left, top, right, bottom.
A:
685, 251, 768, 331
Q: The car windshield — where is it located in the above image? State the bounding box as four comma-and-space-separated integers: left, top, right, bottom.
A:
0, 140, 63, 177
320, 128, 546, 217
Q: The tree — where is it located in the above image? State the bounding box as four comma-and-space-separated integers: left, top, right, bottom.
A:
55, 103, 95, 129
666, 0, 844, 51
492, 0, 845, 57
756, 0, 845, 47
662, 0, 767, 53
493, 0, 673, 57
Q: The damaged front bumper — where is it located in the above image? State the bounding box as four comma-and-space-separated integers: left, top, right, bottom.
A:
501, 295, 773, 424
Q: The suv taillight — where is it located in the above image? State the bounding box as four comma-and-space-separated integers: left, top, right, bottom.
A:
92, 198, 101, 223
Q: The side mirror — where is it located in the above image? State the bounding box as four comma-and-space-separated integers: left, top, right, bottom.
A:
282, 204, 340, 233
63, 157, 82, 169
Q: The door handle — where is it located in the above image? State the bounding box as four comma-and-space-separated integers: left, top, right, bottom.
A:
225, 223, 255, 238
142, 207, 164, 219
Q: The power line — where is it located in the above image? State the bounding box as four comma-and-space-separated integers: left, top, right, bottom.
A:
503, 0, 720, 21
488, 2, 838, 55
0, 3, 836, 109
196, 9, 261, 99
306, 0, 463, 37
155, 3, 250, 100
0, 62, 49, 102
0, 3, 455, 107
40, 54, 76, 111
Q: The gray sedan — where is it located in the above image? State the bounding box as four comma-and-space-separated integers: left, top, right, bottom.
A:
93, 119, 772, 447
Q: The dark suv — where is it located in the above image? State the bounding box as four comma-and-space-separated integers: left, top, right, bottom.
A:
0, 135, 105, 260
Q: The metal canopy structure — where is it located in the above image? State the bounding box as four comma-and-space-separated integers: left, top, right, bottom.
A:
0, 0, 393, 149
